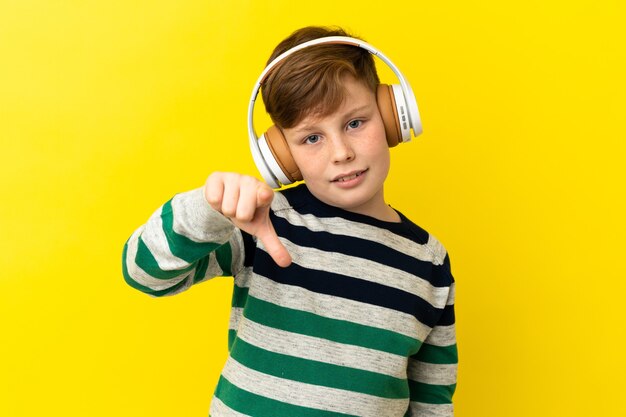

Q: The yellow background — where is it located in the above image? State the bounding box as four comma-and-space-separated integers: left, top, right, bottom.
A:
1, 1, 624, 416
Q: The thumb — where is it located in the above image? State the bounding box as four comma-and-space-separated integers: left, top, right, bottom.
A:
254, 187, 292, 268
256, 223, 292, 268
256, 183, 275, 208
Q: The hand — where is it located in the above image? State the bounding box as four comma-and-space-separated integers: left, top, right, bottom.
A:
204, 172, 292, 268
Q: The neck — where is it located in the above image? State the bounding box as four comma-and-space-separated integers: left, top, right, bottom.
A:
352, 204, 400, 223
346, 190, 401, 223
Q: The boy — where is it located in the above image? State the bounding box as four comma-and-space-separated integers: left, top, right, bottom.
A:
123, 26, 457, 416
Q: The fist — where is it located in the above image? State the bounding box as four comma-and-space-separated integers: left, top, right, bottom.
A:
204, 172, 292, 267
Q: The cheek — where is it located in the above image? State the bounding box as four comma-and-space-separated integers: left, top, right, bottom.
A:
378, 148, 391, 172
365, 129, 391, 159
368, 139, 391, 174
289, 148, 321, 180
367, 120, 389, 151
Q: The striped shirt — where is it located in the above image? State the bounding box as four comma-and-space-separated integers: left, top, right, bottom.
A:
122, 184, 457, 416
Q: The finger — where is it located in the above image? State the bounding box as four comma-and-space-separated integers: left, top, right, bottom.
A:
257, 223, 292, 268
236, 177, 262, 222
204, 173, 225, 211
220, 175, 240, 218
256, 183, 275, 208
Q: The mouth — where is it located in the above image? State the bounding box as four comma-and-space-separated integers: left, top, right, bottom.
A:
332, 169, 367, 183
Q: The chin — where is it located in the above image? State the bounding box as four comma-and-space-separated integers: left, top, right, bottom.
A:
332, 189, 381, 212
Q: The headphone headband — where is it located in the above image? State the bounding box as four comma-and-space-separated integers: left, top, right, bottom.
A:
248, 35, 422, 188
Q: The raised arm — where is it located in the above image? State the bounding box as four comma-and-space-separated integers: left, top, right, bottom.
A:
122, 186, 241, 297
122, 172, 291, 297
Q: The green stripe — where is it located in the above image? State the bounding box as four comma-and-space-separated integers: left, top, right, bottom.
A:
160, 199, 223, 263
192, 256, 209, 283
231, 338, 409, 399
231, 285, 249, 308
122, 241, 190, 296
215, 376, 358, 417
215, 242, 233, 276
413, 343, 458, 364
135, 236, 196, 279
244, 296, 420, 356
407, 380, 456, 404
228, 329, 237, 351
132, 197, 234, 281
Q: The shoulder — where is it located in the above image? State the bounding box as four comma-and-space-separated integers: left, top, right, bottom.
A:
391, 211, 454, 288
396, 212, 449, 266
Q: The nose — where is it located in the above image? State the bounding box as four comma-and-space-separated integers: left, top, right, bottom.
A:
330, 134, 355, 163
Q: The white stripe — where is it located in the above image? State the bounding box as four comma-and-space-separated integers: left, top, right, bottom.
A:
191, 232, 246, 283
424, 324, 457, 347
237, 316, 407, 379
447, 282, 455, 305
269, 190, 291, 211
221, 357, 409, 417
409, 401, 454, 417
171, 188, 235, 244
407, 360, 457, 385
227, 230, 246, 277
248, 274, 431, 341
228, 307, 243, 331
124, 227, 193, 291
206, 251, 225, 278
142, 206, 190, 271
280, 239, 450, 309
209, 397, 252, 417
272, 195, 447, 266
233, 265, 254, 289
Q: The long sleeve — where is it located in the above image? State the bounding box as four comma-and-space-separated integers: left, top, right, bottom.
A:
406, 256, 458, 417
122, 187, 246, 297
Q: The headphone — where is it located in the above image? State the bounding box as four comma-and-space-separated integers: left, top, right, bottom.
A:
248, 36, 422, 188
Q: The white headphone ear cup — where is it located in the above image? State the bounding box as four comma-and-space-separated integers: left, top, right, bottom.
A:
399, 79, 422, 138
253, 133, 280, 188
258, 133, 293, 187
390, 84, 412, 143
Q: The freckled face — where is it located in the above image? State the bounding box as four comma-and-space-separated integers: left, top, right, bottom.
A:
282, 75, 394, 220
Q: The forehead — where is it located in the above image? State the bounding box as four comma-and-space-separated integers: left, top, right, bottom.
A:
291, 75, 376, 130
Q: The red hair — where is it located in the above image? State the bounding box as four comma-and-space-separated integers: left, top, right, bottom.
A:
261, 26, 380, 128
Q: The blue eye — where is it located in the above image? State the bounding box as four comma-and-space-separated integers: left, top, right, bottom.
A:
305, 134, 320, 144
348, 120, 362, 129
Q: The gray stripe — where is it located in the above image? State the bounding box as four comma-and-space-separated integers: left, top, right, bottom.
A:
233, 265, 254, 289
205, 251, 225, 279
209, 396, 252, 417
280, 239, 450, 309
228, 307, 243, 331
408, 360, 457, 385
236, 316, 407, 378
221, 357, 409, 417
171, 188, 234, 244
269, 191, 291, 211
228, 230, 246, 277
249, 274, 431, 341
409, 401, 454, 416
447, 282, 455, 305
271, 196, 447, 266
142, 206, 190, 270
424, 325, 457, 347
124, 227, 193, 291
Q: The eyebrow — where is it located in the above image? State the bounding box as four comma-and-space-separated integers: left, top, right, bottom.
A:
291, 104, 372, 134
